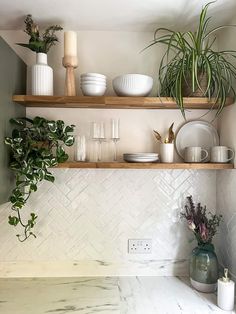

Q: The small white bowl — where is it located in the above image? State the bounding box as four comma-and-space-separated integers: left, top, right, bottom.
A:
80, 83, 107, 87
81, 84, 106, 96
112, 74, 153, 96
81, 78, 106, 84
81, 73, 106, 79
80, 77, 106, 83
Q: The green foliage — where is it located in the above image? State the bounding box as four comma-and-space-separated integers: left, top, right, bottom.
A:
5, 117, 75, 241
145, 2, 236, 119
17, 15, 63, 53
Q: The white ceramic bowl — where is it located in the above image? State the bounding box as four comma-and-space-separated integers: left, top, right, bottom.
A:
81, 81, 106, 86
80, 77, 106, 83
112, 74, 153, 96
81, 84, 106, 96
81, 73, 106, 79
81, 78, 106, 84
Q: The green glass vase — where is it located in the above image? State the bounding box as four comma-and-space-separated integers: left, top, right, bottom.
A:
190, 243, 218, 293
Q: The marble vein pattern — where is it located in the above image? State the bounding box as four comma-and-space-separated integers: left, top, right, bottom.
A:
0, 276, 235, 314
0, 277, 120, 314
0, 169, 216, 277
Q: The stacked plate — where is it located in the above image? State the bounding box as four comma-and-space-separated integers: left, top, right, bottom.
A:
123, 153, 159, 163
80, 73, 107, 96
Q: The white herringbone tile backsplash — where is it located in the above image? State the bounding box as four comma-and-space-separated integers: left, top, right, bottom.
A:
0, 169, 216, 276
217, 170, 236, 278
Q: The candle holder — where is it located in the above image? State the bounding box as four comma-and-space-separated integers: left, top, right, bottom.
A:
62, 56, 78, 96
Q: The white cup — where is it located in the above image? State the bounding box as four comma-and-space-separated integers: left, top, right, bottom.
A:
160, 143, 174, 163
184, 146, 208, 163
210, 146, 234, 163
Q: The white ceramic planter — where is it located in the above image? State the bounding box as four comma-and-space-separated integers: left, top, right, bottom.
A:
160, 143, 174, 163
31, 53, 53, 95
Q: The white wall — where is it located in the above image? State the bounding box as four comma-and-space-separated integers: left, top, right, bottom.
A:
0, 30, 161, 95
0, 31, 222, 277
0, 30, 217, 159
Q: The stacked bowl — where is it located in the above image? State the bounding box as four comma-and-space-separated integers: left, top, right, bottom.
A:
80, 73, 107, 96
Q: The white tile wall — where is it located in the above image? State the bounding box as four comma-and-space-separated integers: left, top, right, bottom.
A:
0, 169, 216, 276
217, 170, 236, 278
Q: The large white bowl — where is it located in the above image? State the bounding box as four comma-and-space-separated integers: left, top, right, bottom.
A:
81, 73, 106, 79
81, 84, 106, 96
112, 74, 153, 96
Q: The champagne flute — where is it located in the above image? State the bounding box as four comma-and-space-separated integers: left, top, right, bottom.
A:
91, 122, 106, 161
111, 119, 120, 161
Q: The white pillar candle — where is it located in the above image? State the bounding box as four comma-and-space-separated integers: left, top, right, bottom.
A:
217, 268, 235, 311
64, 31, 77, 57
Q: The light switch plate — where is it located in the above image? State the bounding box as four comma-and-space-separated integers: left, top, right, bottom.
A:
128, 239, 152, 254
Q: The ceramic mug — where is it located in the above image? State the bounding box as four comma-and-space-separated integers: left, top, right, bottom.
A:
210, 146, 234, 163
160, 143, 174, 163
184, 146, 208, 163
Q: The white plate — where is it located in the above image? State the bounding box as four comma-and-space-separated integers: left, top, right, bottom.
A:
175, 120, 219, 160
124, 156, 159, 163
124, 153, 158, 157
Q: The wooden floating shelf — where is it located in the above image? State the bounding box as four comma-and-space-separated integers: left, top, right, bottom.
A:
56, 162, 234, 170
12, 95, 234, 109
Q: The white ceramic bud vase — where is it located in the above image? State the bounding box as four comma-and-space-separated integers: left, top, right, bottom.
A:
160, 143, 174, 163
31, 53, 53, 95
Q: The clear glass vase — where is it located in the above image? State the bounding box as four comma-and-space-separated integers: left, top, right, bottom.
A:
190, 243, 218, 293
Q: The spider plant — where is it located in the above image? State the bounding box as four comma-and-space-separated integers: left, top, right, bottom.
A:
145, 1, 236, 119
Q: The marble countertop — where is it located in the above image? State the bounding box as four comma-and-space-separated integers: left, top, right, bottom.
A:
0, 276, 235, 314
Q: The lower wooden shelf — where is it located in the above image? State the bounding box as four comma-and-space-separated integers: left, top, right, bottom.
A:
56, 162, 234, 170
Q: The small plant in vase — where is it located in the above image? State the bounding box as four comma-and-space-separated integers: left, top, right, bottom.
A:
17, 14, 63, 95
153, 123, 175, 163
5, 116, 75, 242
181, 195, 222, 292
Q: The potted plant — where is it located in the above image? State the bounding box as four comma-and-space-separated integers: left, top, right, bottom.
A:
17, 14, 63, 95
145, 2, 236, 119
5, 116, 75, 241
181, 195, 222, 292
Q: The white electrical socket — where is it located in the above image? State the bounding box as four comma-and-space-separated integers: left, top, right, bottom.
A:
128, 239, 152, 254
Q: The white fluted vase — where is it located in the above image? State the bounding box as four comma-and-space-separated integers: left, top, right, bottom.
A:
31, 53, 53, 95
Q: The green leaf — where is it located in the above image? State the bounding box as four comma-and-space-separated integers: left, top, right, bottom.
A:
44, 172, 55, 183
48, 121, 57, 133
8, 216, 20, 226
65, 125, 75, 133
4, 137, 13, 145
9, 118, 24, 126
64, 135, 74, 146
30, 184, 37, 192
57, 153, 69, 163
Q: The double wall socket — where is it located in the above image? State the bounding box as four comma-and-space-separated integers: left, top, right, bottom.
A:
128, 239, 152, 254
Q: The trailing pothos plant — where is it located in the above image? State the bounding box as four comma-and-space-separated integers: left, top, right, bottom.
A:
145, 1, 236, 119
5, 116, 75, 242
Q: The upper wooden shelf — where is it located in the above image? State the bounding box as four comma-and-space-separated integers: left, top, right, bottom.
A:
56, 162, 233, 170
12, 95, 234, 109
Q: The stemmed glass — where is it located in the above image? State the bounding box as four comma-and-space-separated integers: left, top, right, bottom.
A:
91, 122, 106, 161
111, 119, 120, 161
